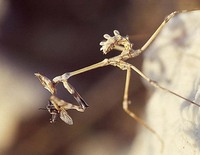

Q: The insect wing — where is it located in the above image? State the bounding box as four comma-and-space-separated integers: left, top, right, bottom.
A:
60, 108, 73, 125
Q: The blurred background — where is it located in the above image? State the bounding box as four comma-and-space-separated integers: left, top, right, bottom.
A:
0, 0, 200, 155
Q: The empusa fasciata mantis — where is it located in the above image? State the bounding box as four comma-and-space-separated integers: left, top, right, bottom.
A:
35, 10, 200, 152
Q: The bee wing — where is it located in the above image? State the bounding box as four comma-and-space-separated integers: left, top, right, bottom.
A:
60, 108, 73, 125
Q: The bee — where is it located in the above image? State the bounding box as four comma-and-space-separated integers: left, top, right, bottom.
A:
46, 95, 86, 125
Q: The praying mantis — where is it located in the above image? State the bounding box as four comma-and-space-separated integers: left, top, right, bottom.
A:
35, 10, 200, 153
